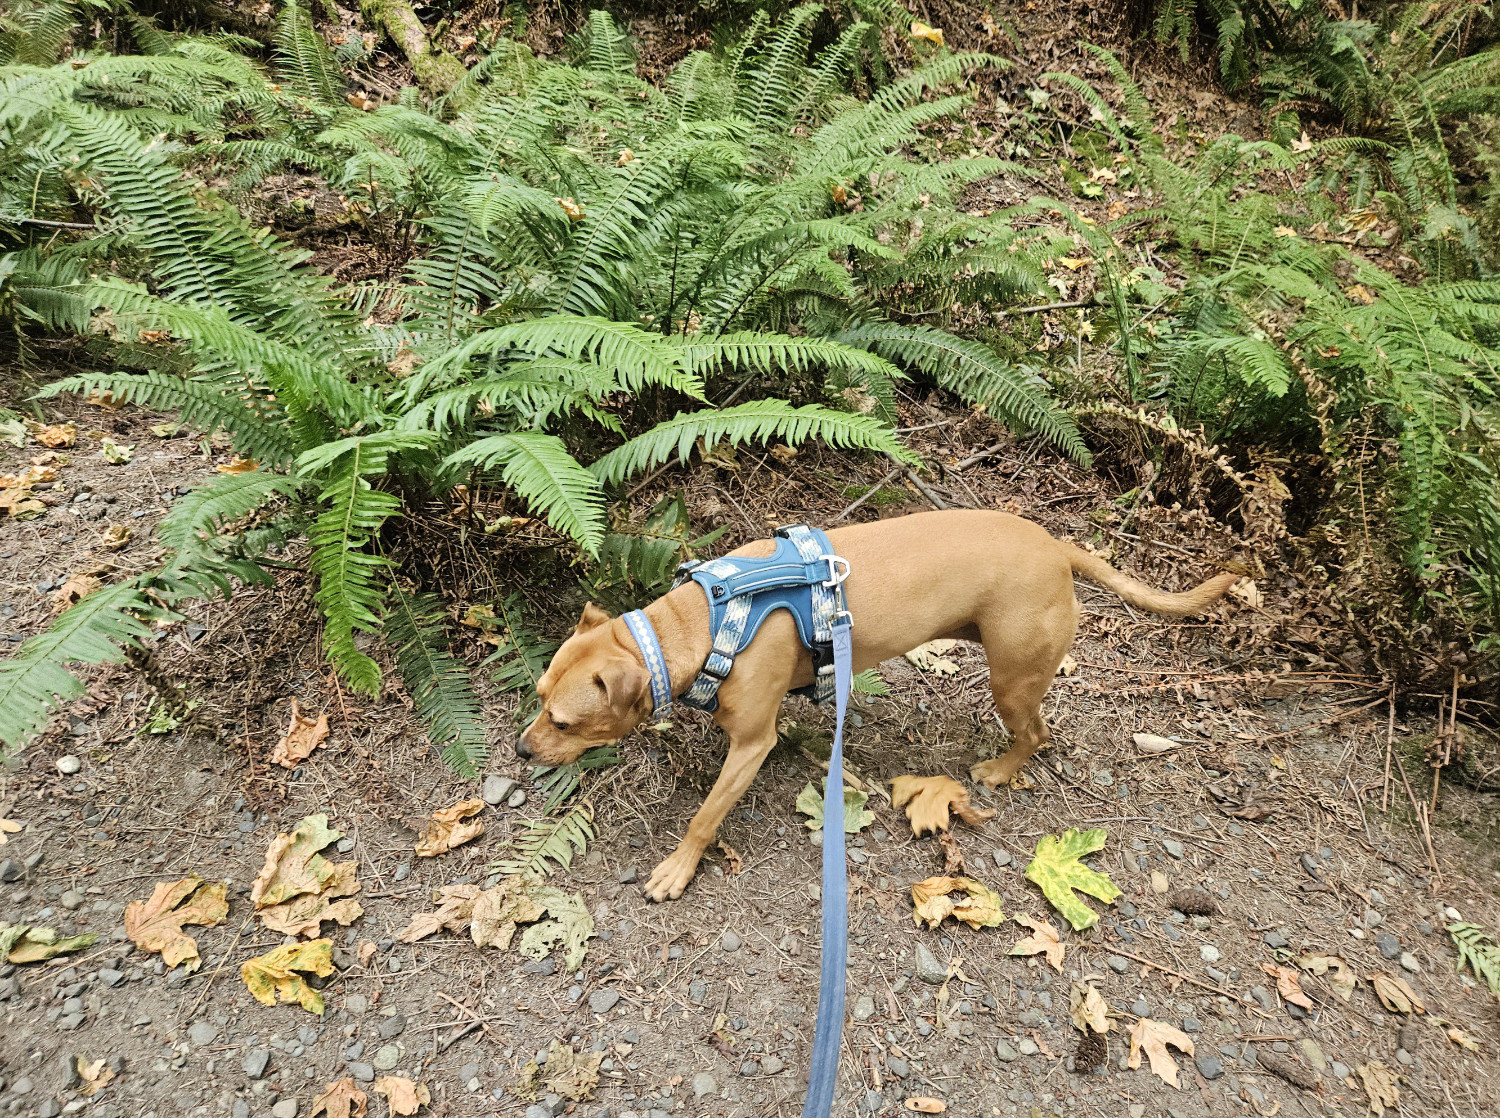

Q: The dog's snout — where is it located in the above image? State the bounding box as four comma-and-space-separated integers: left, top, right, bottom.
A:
514, 735, 532, 760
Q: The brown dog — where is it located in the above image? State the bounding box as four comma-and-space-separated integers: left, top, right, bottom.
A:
518, 510, 1237, 901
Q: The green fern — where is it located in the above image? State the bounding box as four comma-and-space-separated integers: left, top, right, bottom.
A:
484, 592, 557, 726
443, 432, 606, 554
272, 0, 343, 106
384, 583, 489, 776
492, 807, 595, 877
1449, 922, 1500, 996
531, 745, 622, 814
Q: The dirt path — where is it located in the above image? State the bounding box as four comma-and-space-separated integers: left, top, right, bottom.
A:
2, 389, 1498, 1118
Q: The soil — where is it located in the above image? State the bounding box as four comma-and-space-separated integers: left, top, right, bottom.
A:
4, 5, 1500, 1118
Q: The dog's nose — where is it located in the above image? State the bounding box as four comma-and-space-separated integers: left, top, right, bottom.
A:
514, 736, 532, 760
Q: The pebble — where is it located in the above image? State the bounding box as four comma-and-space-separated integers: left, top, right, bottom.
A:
1017, 1039, 1039, 1056
689, 980, 706, 1004
1181, 1017, 1201, 1034
372, 1045, 400, 1071
1162, 840, 1186, 859
392, 863, 410, 883
692, 1072, 717, 1098
1151, 871, 1169, 894
98, 968, 124, 987
885, 1057, 908, 1078
482, 775, 517, 805
458, 1062, 480, 1086
1249, 986, 1274, 1012
1300, 1039, 1327, 1071
995, 1040, 1018, 1062
720, 931, 742, 952
56, 755, 82, 775
1199, 944, 1221, 964
760, 1055, 785, 1075
233, 1101, 251, 1118
507, 789, 528, 809
0, 861, 18, 884
272, 1100, 298, 1118
1400, 952, 1421, 973
617, 866, 638, 884
1375, 933, 1401, 959
347, 1062, 375, 1082
59, 889, 83, 910
1131, 997, 1150, 1017
346, 994, 368, 1014
187, 1020, 218, 1046
11, 1078, 32, 1096
379, 1015, 406, 1039
853, 994, 875, 1021
589, 989, 621, 1014
1363, 907, 1383, 928
915, 943, 948, 984
243, 1049, 271, 1079
1331, 1060, 1350, 1079
523, 957, 556, 976
992, 847, 1013, 867
1195, 1055, 1224, 1080
1106, 955, 1129, 974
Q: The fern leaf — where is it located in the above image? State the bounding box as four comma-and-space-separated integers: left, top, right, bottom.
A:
484, 592, 556, 726
385, 583, 488, 777
492, 807, 595, 877
444, 431, 605, 554
531, 745, 622, 814
1448, 922, 1500, 996
589, 399, 916, 487
157, 469, 301, 569
273, 0, 343, 106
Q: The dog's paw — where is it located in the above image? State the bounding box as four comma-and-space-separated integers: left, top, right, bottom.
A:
644, 849, 700, 902
970, 756, 1022, 789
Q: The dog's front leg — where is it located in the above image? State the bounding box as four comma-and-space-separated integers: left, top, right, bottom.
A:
644, 722, 776, 902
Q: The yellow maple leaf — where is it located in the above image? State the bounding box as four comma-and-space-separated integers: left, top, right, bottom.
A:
1128, 1017, 1195, 1087
414, 798, 486, 857
1058, 256, 1092, 271
241, 939, 335, 1014
123, 876, 228, 972
909, 876, 1004, 930
890, 775, 994, 837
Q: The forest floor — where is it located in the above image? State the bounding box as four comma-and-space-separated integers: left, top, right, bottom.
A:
4, 3, 1500, 1118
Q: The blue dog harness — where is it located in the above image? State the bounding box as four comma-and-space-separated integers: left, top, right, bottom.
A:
619, 523, 852, 1117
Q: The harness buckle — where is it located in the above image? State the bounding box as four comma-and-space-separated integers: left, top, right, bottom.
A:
819, 554, 850, 588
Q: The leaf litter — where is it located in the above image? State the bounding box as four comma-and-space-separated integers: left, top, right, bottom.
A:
514, 1039, 602, 1102
890, 775, 995, 836
0, 924, 97, 964
272, 699, 330, 768
1023, 828, 1121, 931
795, 781, 873, 835
1261, 963, 1315, 1010
909, 876, 1004, 930
414, 797, 486, 857
1370, 971, 1425, 1014
123, 876, 228, 971
372, 1076, 430, 1115
1009, 914, 1065, 971
399, 873, 592, 969
241, 939, 336, 1014
250, 814, 363, 937
1298, 953, 1357, 1000
1128, 1017, 1195, 1088
1069, 981, 1110, 1033
1356, 1062, 1400, 1115
309, 1076, 368, 1118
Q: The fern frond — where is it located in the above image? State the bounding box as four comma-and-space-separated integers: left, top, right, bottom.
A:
589, 398, 915, 487
531, 744, 621, 813
484, 592, 555, 726
272, 0, 342, 106
444, 431, 605, 554
492, 806, 595, 877
385, 582, 488, 777
158, 469, 301, 565
1448, 922, 1500, 996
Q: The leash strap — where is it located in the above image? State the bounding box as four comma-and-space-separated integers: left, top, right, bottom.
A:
802, 614, 852, 1118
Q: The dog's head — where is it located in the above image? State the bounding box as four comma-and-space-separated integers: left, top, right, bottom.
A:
516, 603, 651, 764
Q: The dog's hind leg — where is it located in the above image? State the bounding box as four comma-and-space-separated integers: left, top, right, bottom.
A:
968, 607, 1075, 789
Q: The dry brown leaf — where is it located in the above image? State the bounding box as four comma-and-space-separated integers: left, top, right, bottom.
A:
557, 197, 585, 221
272, 699, 330, 769
0, 811, 21, 845
251, 814, 343, 910
1370, 972, 1424, 1014
358, 940, 377, 966
28, 421, 77, 447
100, 524, 130, 551
1299, 953, 1356, 1000
51, 575, 100, 613
515, 1039, 602, 1102
936, 829, 964, 874
1356, 1062, 1399, 1115
1128, 1017, 1195, 1088
123, 876, 228, 972
215, 458, 260, 474
1261, 962, 1314, 1010
909, 876, 1004, 930
385, 349, 424, 378
1009, 913, 1064, 971
76, 1058, 114, 1097
414, 798, 486, 857
890, 775, 995, 837
1069, 981, 1110, 1034
258, 860, 363, 937
398, 884, 482, 943
909, 20, 944, 45
903, 639, 959, 675
373, 1076, 430, 1116
309, 1076, 369, 1118
904, 1099, 946, 1114
1133, 733, 1178, 754
615, 148, 635, 166
469, 877, 546, 948
1229, 579, 1264, 608
1445, 1026, 1480, 1052
719, 841, 743, 875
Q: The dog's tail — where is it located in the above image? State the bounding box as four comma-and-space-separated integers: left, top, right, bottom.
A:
1064, 543, 1240, 618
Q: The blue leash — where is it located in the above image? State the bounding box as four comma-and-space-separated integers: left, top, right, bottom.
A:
802, 616, 853, 1118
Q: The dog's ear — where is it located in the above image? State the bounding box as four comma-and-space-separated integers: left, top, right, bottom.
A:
594, 660, 646, 717
576, 602, 611, 633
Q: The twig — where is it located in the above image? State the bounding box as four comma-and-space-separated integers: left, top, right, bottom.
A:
1250, 696, 1386, 744
832, 468, 902, 522
895, 419, 956, 434
177, 919, 251, 1027
1, 215, 97, 230
1087, 946, 1239, 1000
953, 441, 1007, 471
436, 1020, 483, 1052
1381, 684, 1396, 813
1392, 750, 1442, 886
888, 455, 951, 510
994, 298, 1091, 317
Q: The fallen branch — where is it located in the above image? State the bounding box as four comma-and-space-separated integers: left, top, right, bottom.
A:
360, 0, 463, 91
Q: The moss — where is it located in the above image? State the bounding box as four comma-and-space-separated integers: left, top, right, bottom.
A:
359, 0, 464, 93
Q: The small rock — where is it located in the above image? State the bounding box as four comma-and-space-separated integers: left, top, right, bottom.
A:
378, 1015, 406, 1040
1331, 1060, 1350, 1079
689, 980, 707, 1004
1162, 840, 1186, 859
482, 775, 517, 805
1375, 933, 1401, 960
271, 1101, 298, 1118
995, 1040, 1019, 1062
1131, 997, 1150, 1016
347, 1063, 375, 1082
720, 931, 742, 952
391, 863, 410, 883
1400, 952, 1421, 973
915, 943, 947, 984
760, 1056, 785, 1075
1019, 1008, 1047, 1028
37, 1102, 60, 1118
992, 848, 1013, 867
885, 1057, 908, 1078
522, 957, 556, 977
1195, 1055, 1224, 1080
1151, 871, 1169, 894
59, 889, 84, 910
346, 994, 368, 1014
11, 1078, 33, 1096
1199, 944, 1221, 964
1017, 1039, 1039, 1057
233, 1100, 251, 1118
617, 866, 638, 885
1300, 1039, 1326, 1072
1106, 955, 1129, 974
1395, 1048, 1413, 1066
853, 994, 875, 1022
691, 1072, 717, 1098
98, 968, 124, 988
506, 789, 528, 809
458, 1063, 480, 1086
589, 990, 621, 1014
863, 1088, 884, 1113
1181, 1017, 1202, 1034
524, 1107, 551, 1118
0, 861, 18, 884
1249, 986, 1274, 1012
242, 1049, 271, 1079
739, 1061, 757, 1078
371, 1045, 400, 1071
187, 1020, 218, 1046
56, 755, 82, 775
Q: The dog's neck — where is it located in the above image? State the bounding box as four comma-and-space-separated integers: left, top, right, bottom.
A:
635, 584, 713, 701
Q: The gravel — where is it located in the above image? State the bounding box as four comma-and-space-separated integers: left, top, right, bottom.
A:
852, 994, 875, 1021
271, 1100, 298, 1118
589, 989, 621, 1013
347, 1062, 374, 1082
242, 1049, 271, 1079
56, 755, 82, 775
719, 930, 742, 951
371, 1045, 400, 1071
1376, 933, 1401, 959
692, 1072, 717, 1098
915, 943, 948, 984
995, 1041, 1018, 1062
1195, 1055, 1224, 1080
186, 1020, 218, 1046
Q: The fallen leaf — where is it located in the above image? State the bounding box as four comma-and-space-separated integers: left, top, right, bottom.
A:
795, 781, 874, 835
1069, 981, 1110, 1033
50, 575, 100, 613
768, 443, 797, 463
272, 699, 330, 769
904, 1100, 946, 1114
831, 183, 848, 204
904, 639, 959, 675
1229, 579, 1263, 608
0, 417, 25, 446
909, 20, 944, 45
1128, 1017, 1195, 1088
347, 91, 376, 111
615, 148, 635, 166
1009, 913, 1064, 971
890, 775, 995, 837
1356, 1062, 1399, 1115
258, 860, 363, 937
718, 841, 743, 874
910, 876, 1004, 930
0, 924, 97, 964
1445, 1025, 1480, 1051
100, 437, 133, 464
557, 196, 585, 221
123, 876, 228, 971
1261, 962, 1314, 1010
517, 885, 594, 971
150, 422, 180, 438
75, 1058, 114, 1097
414, 798, 486, 857
358, 940, 377, 966
27, 420, 77, 447
1023, 828, 1122, 931
937, 829, 964, 874
1059, 256, 1093, 270
1274, 225, 1299, 238
241, 939, 335, 1014
385, 349, 424, 378
470, 876, 546, 949
136, 328, 171, 343
1133, 733, 1178, 754
0, 810, 21, 844
1290, 131, 1313, 152
398, 885, 482, 943
1344, 284, 1376, 305
100, 524, 130, 551
216, 458, 259, 474
372, 1076, 429, 1116
514, 1039, 602, 1102
1299, 953, 1356, 1000
309, 1076, 368, 1118
250, 814, 344, 909
1370, 971, 1424, 1014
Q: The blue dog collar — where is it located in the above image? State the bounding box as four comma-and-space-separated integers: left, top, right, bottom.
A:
622, 610, 673, 717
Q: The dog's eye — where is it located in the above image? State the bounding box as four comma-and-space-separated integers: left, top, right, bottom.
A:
551, 715, 570, 732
